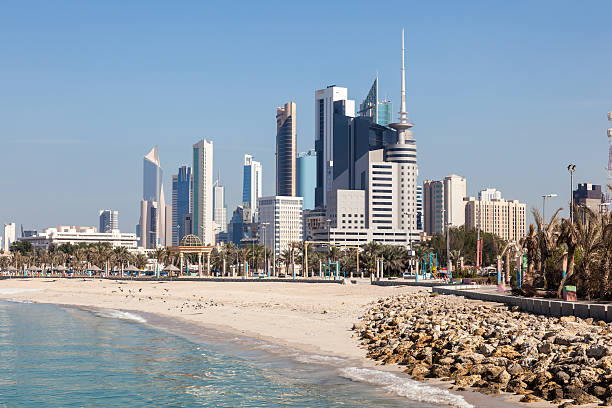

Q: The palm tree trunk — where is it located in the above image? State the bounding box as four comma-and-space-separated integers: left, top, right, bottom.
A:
557, 246, 575, 298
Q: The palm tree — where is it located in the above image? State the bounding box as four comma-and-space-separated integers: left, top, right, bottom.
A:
556, 213, 579, 298
532, 207, 562, 289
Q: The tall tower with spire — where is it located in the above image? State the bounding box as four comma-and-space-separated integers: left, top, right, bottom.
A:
386, 28, 420, 239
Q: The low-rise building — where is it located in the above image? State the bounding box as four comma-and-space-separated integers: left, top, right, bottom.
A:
22, 226, 138, 250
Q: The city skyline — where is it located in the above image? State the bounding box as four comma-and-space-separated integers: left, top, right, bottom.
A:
1, 2, 611, 231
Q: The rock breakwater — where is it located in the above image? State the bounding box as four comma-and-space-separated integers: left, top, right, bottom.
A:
354, 293, 612, 406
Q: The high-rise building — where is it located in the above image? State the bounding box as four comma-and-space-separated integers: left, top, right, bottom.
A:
314, 85, 355, 208
3, 223, 16, 252
358, 77, 393, 126
479, 188, 502, 202
258, 196, 303, 257
242, 154, 262, 221
416, 185, 423, 231
171, 166, 192, 245
423, 180, 444, 235
193, 139, 214, 245
377, 101, 392, 126
297, 150, 317, 209
213, 172, 227, 235
573, 183, 605, 214
444, 174, 466, 228
143, 145, 163, 202
99, 210, 119, 233
276, 102, 296, 197
138, 146, 171, 249
465, 196, 526, 242
313, 30, 420, 246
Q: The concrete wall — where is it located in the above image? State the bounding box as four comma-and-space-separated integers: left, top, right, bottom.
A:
432, 286, 611, 322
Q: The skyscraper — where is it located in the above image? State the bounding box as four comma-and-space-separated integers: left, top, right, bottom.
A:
138, 146, 171, 249
193, 139, 214, 245
172, 166, 192, 245
213, 172, 227, 234
276, 102, 296, 197
242, 154, 262, 221
444, 174, 467, 228
297, 150, 317, 209
99, 210, 119, 233
416, 185, 423, 231
358, 77, 393, 126
3, 223, 16, 252
314, 86, 355, 208
143, 146, 163, 202
423, 180, 444, 235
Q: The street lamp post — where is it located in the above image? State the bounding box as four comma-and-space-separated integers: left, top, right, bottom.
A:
446, 221, 452, 281
568, 164, 576, 223
261, 222, 269, 276
541, 193, 558, 223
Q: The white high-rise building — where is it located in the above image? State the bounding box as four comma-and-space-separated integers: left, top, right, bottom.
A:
213, 174, 227, 234
479, 188, 503, 202
3, 223, 16, 252
99, 210, 119, 233
258, 196, 303, 257
137, 146, 171, 248
465, 196, 526, 242
242, 154, 262, 221
193, 139, 214, 245
444, 174, 466, 228
314, 85, 355, 207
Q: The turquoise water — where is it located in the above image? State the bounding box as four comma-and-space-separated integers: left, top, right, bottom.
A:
0, 300, 466, 407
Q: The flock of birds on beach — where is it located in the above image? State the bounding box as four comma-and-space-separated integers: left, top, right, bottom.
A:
109, 282, 223, 313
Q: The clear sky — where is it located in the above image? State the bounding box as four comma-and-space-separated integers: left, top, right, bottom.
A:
1, 0, 611, 232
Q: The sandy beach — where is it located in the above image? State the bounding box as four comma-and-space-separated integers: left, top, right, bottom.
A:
0, 278, 562, 408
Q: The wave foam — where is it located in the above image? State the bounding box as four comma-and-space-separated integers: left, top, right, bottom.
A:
0, 288, 42, 295
294, 354, 348, 365
95, 309, 147, 323
339, 367, 473, 408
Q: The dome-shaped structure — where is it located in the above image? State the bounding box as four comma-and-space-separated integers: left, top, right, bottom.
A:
180, 234, 202, 247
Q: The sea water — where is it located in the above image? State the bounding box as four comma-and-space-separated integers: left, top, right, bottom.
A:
0, 300, 471, 407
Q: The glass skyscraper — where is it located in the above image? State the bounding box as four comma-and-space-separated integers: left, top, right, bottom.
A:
297, 150, 316, 209
171, 166, 192, 245
143, 146, 162, 202
276, 102, 296, 197
242, 154, 262, 221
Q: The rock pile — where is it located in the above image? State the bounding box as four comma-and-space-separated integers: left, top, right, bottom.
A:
354, 293, 612, 406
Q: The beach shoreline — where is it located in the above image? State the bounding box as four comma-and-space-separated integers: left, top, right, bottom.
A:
0, 278, 556, 408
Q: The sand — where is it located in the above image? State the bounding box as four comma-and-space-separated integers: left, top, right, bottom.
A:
0, 278, 562, 408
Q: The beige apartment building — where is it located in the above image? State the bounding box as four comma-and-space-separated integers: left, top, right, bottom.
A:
465, 197, 526, 242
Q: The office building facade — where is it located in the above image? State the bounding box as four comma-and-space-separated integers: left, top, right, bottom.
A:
479, 188, 502, 202
444, 174, 466, 228
138, 146, 171, 249
23, 226, 138, 250
213, 175, 227, 235
171, 166, 192, 245
3, 223, 16, 252
193, 139, 215, 245
423, 180, 444, 235
358, 77, 392, 126
573, 183, 605, 214
99, 210, 119, 233
465, 196, 526, 242
416, 185, 423, 231
297, 149, 317, 209
242, 154, 262, 221
276, 102, 297, 197
258, 196, 303, 257
314, 86, 355, 208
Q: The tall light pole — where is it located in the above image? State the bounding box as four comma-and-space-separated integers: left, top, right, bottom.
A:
261, 222, 269, 276
541, 193, 558, 223
568, 164, 576, 223
446, 221, 452, 280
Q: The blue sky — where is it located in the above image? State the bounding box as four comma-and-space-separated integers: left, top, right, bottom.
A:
1, 0, 611, 232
